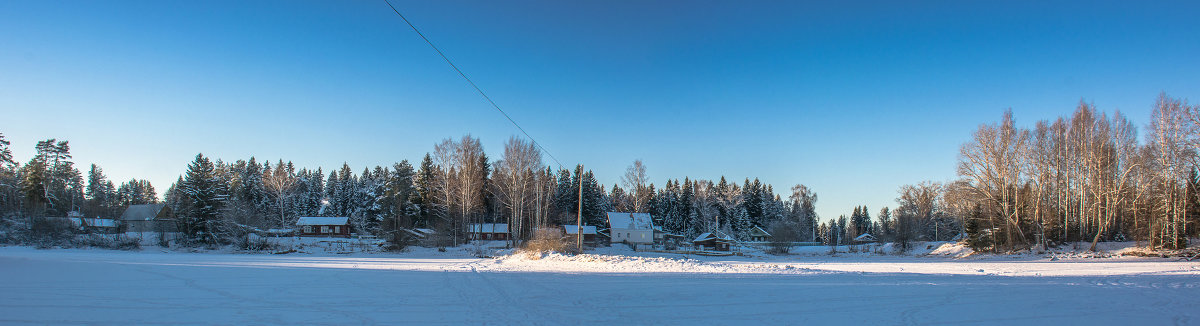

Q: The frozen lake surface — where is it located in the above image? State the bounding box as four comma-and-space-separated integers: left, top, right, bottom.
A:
1, 247, 1198, 325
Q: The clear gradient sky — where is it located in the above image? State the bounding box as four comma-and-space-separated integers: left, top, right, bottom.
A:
2, 1, 1198, 221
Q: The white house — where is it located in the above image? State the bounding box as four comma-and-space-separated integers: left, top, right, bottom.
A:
606, 212, 654, 244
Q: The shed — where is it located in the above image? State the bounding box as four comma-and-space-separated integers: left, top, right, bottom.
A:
468, 223, 509, 240
296, 217, 351, 237
693, 232, 735, 251
120, 204, 176, 233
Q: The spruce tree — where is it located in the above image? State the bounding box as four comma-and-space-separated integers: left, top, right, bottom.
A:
181, 154, 227, 244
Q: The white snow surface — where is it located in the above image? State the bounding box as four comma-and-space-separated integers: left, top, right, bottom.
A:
1, 244, 1198, 325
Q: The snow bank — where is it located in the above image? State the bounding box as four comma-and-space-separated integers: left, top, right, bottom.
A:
487, 252, 820, 274
928, 242, 974, 258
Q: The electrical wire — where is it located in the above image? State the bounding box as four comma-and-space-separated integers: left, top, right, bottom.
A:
383, 0, 567, 170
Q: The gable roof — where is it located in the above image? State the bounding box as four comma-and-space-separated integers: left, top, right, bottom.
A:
468, 223, 509, 233
563, 225, 597, 235
120, 204, 167, 221
606, 212, 653, 230
748, 225, 772, 237
694, 232, 735, 243
854, 233, 878, 242
296, 216, 349, 226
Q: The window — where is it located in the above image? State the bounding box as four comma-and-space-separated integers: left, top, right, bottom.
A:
303, 226, 312, 233
334, 226, 340, 233
641, 233, 646, 239
321, 226, 329, 233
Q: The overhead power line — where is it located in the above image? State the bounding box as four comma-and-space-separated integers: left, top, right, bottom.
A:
383, 0, 567, 170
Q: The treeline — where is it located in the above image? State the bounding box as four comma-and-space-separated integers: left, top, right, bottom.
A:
0, 137, 158, 220
882, 94, 1199, 252
165, 134, 822, 246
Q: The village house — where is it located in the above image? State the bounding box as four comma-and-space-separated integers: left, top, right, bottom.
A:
296, 216, 351, 237
120, 204, 176, 233
693, 232, 736, 251
468, 223, 509, 241
853, 233, 878, 244
606, 212, 654, 245
747, 225, 772, 242
562, 224, 599, 246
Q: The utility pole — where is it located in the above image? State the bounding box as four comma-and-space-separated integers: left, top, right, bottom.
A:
577, 164, 584, 252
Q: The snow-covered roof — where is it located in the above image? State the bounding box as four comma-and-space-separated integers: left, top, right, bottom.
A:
854, 233, 878, 242
562, 225, 597, 235
606, 212, 653, 230
120, 204, 167, 221
81, 218, 119, 228
47, 217, 120, 228
296, 216, 349, 226
469, 223, 509, 233
402, 229, 428, 238
414, 228, 436, 235
694, 232, 735, 243
749, 225, 771, 236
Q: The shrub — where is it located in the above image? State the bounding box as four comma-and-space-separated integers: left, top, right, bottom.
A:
521, 227, 570, 256
767, 220, 800, 255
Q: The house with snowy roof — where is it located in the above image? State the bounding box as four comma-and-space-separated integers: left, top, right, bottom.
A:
468, 223, 509, 241
606, 212, 654, 245
747, 225, 772, 242
562, 224, 600, 245
120, 203, 176, 233
693, 232, 735, 251
853, 233, 878, 244
296, 217, 351, 237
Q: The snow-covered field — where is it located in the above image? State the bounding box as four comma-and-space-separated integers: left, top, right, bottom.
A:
1, 245, 1198, 325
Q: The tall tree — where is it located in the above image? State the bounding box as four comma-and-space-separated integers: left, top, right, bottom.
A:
180, 154, 227, 244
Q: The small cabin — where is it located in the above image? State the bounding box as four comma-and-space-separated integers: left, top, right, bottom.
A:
562, 224, 598, 245
469, 223, 509, 241
693, 232, 735, 251
853, 233, 878, 244
296, 217, 351, 237
747, 225, 772, 242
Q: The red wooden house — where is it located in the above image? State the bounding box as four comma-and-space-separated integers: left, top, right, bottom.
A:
296, 217, 351, 237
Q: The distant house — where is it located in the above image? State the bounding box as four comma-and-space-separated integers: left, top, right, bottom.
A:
606, 212, 654, 245
78, 217, 121, 234
120, 204, 176, 233
853, 233, 878, 244
693, 232, 735, 251
747, 225, 772, 242
468, 223, 509, 241
42, 216, 120, 234
562, 224, 599, 245
296, 217, 351, 237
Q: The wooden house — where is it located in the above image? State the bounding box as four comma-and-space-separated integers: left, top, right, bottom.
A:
562, 224, 599, 245
468, 223, 509, 240
120, 204, 176, 233
853, 233, 878, 244
747, 225, 772, 242
693, 232, 735, 251
296, 216, 351, 237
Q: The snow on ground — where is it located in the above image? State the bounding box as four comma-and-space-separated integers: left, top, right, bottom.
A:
1, 245, 1198, 325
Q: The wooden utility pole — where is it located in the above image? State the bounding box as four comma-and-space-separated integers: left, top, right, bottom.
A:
577, 164, 584, 252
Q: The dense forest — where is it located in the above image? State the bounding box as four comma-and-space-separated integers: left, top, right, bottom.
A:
1, 94, 1197, 251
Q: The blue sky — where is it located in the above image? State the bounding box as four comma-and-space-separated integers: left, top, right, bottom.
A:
1, 1, 1198, 221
